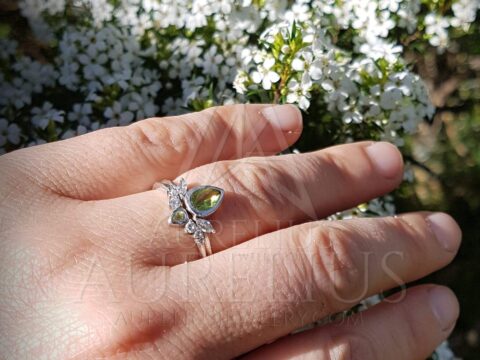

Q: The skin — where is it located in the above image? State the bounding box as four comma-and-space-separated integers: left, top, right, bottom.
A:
0, 104, 461, 359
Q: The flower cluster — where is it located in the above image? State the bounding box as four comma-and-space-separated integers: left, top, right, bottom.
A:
1, 0, 476, 154
235, 22, 435, 146
1, 1, 476, 357
426, 0, 480, 50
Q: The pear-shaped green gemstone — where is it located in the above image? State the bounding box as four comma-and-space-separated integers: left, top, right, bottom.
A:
187, 186, 224, 217
191, 187, 221, 211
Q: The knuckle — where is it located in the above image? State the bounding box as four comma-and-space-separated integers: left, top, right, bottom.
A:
318, 151, 351, 181
204, 160, 235, 186
210, 105, 263, 159
225, 159, 298, 219
209, 105, 232, 127
210, 104, 245, 128
391, 215, 428, 265
319, 150, 348, 172
239, 161, 274, 198
226, 160, 279, 205
128, 117, 200, 168
304, 223, 366, 306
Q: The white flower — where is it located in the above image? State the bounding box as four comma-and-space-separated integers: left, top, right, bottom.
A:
366, 103, 381, 117
68, 103, 92, 125
286, 77, 311, 110
389, 105, 417, 133
104, 102, 134, 126
201, 46, 224, 77
123, 92, 158, 120
251, 57, 280, 90
291, 58, 305, 71
425, 13, 450, 50
233, 71, 249, 94
0, 118, 21, 146
451, 0, 480, 31
343, 111, 362, 124
89, 0, 114, 25
433, 341, 457, 360
359, 40, 402, 63
58, 62, 80, 90
31, 102, 64, 129
284, 1, 310, 23
78, 49, 108, 80
309, 59, 323, 80
321, 80, 335, 92
379, 87, 403, 110
339, 77, 357, 96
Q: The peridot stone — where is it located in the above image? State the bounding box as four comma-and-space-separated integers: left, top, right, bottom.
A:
173, 209, 186, 222
191, 188, 221, 211
169, 207, 188, 225
186, 186, 224, 217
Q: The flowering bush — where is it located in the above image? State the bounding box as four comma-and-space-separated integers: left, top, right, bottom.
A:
1, 0, 478, 358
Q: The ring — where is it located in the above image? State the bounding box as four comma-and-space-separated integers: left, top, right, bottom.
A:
153, 178, 224, 258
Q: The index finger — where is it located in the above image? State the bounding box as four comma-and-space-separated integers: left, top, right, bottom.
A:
1, 104, 302, 200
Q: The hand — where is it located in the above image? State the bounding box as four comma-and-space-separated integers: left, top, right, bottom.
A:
0, 104, 460, 359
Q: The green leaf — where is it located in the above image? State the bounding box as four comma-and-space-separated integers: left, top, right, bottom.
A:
0, 23, 10, 39
290, 20, 297, 42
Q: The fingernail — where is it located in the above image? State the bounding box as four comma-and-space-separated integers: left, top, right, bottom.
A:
428, 287, 459, 331
261, 105, 302, 132
365, 142, 403, 179
426, 213, 462, 253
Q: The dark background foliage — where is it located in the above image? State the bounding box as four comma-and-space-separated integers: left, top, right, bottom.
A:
392, 23, 480, 359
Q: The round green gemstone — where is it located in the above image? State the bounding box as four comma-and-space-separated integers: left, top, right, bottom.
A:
172, 209, 187, 222
170, 207, 188, 225
190, 187, 222, 212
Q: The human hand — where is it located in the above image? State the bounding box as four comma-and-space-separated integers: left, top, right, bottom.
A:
0, 104, 460, 359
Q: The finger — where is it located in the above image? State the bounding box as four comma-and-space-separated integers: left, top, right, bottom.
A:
165, 212, 461, 356
244, 285, 459, 360
82, 141, 403, 265
2, 104, 302, 200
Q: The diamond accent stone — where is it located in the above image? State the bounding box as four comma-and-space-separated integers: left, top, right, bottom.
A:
196, 218, 215, 233
168, 195, 182, 210
178, 178, 187, 197
185, 219, 197, 234
167, 178, 187, 199
193, 230, 205, 244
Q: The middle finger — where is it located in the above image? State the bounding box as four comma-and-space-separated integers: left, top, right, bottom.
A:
79, 141, 403, 265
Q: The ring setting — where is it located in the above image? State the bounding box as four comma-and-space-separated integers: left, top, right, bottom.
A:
154, 178, 224, 257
